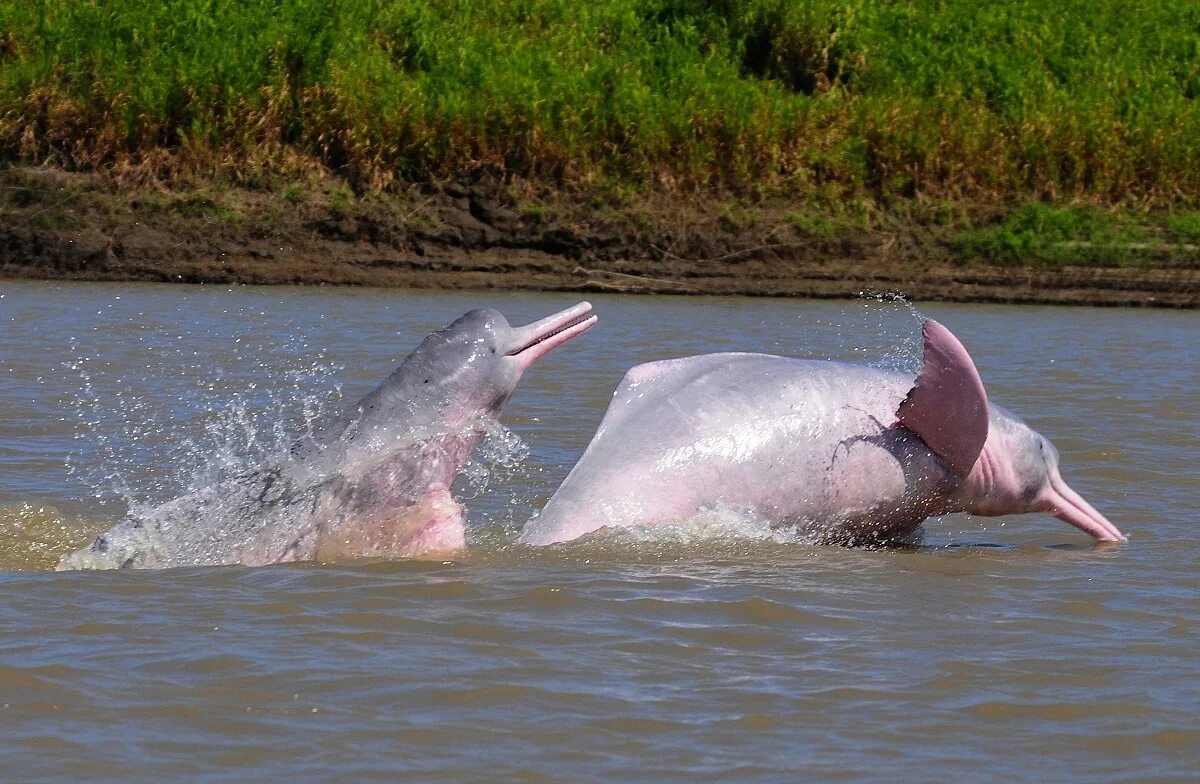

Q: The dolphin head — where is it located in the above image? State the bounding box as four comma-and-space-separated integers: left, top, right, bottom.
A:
290, 301, 596, 476
360, 301, 595, 434
399, 302, 597, 421
958, 407, 1125, 542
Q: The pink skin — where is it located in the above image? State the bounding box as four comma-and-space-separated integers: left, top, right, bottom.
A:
301, 301, 597, 562
59, 302, 596, 570
1038, 480, 1125, 542
521, 352, 957, 547
958, 415, 1125, 542
309, 485, 469, 562
507, 301, 598, 372
522, 319, 1123, 547
896, 320, 989, 476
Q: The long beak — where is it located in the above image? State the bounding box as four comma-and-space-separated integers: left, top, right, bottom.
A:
506, 302, 597, 371
1037, 476, 1126, 542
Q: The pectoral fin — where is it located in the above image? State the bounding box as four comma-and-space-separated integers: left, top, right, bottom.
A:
896, 320, 990, 477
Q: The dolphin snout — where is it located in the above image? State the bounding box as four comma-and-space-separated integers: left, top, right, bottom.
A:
1036, 477, 1126, 542
507, 302, 597, 370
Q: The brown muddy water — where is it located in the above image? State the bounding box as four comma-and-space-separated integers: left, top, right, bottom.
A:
0, 281, 1196, 782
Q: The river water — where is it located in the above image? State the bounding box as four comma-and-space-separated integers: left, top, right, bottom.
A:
0, 281, 1196, 782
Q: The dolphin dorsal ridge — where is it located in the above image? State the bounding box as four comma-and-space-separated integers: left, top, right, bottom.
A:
895, 319, 990, 477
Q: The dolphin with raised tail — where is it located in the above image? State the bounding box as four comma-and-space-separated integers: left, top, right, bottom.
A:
520, 320, 1123, 546
60, 302, 597, 569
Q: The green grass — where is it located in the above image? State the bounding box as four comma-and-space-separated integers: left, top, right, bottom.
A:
785, 211, 838, 241
517, 200, 547, 223
1165, 212, 1200, 244
281, 184, 303, 204
955, 204, 1200, 267
1, 0, 1199, 208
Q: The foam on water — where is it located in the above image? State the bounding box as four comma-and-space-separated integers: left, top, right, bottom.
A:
596, 504, 814, 546
56, 414, 542, 569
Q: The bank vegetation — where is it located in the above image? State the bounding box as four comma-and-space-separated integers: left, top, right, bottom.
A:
1, 0, 1199, 276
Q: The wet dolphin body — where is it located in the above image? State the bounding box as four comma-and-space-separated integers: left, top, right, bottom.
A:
59, 302, 597, 569
520, 320, 1123, 547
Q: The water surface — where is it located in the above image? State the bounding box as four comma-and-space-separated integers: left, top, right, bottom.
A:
1, 281, 1196, 782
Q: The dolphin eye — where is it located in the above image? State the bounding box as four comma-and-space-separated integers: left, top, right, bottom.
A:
491, 347, 496, 354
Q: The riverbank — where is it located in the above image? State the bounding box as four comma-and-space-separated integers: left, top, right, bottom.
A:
1, 168, 1196, 307
3, 1, 1200, 305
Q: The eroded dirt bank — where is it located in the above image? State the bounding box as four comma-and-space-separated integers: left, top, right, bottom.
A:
2, 168, 1196, 307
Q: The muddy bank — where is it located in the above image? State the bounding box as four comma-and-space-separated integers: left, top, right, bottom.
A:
1, 168, 1197, 307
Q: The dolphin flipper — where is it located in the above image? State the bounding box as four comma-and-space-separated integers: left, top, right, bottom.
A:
895, 320, 989, 477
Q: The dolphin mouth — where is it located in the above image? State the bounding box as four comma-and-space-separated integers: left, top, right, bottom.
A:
507, 302, 597, 368
1037, 477, 1126, 543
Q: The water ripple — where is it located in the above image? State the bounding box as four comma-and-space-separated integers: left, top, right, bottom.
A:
0, 286, 1197, 781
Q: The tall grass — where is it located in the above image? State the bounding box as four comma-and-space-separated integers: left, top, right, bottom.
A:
1, 0, 1198, 202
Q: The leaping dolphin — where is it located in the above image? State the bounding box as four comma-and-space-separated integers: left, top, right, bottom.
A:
59, 302, 597, 569
520, 320, 1123, 547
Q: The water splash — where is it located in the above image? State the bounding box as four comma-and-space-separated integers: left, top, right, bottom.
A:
856, 291, 926, 374
457, 417, 531, 500
65, 334, 345, 513
58, 359, 548, 568
600, 505, 815, 547
781, 292, 926, 375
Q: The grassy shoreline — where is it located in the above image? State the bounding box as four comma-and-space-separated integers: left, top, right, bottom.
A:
3, 1, 1200, 203
2, 2, 1199, 304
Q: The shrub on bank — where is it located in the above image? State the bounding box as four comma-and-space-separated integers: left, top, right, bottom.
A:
1, 0, 1198, 206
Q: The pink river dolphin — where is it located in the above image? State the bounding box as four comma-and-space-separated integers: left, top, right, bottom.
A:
59, 302, 596, 569
520, 319, 1124, 546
